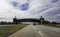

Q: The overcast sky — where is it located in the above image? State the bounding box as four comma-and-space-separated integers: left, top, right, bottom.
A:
0, 0, 60, 22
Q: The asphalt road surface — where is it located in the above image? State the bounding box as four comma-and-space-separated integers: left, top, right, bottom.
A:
8, 25, 60, 37
35, 25, 60, 37
8, 25, 40, 37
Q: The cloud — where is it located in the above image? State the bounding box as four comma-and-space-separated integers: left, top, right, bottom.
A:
41, 7, 60, 22
11, 0, 30, 11
0, 0, 60, 22
19, 3, 29, 11
11, 1, 19, 7
56, 14, 60, 17
51, 0, 59, 3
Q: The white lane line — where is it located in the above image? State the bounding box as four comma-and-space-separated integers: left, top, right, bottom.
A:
31, 25, 44, 37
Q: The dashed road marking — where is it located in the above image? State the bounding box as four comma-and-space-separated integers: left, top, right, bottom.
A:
31, 25, 44, 37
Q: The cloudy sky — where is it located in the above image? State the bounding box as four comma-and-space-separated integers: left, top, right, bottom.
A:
0, 0, 60, 22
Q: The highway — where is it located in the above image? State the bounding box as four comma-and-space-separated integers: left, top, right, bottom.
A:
8, 25, 39, 37
35, 25, 60, 37
8, 25, 60, 37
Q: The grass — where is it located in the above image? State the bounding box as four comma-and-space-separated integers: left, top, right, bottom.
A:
41, 24, 60, 28
51, 25, 60, 28
0, 24, 28, 37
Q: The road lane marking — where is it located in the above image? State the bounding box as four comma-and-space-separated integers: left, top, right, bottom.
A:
31, 25, 44, 37
14, 33, 17, 37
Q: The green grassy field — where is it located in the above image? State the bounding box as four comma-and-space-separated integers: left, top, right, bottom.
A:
0, 24, 28, 37
41, 24, 60, 28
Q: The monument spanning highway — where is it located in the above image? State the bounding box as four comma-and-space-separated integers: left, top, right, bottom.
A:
17, 18, 40, 22
8, 25, 60, 37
